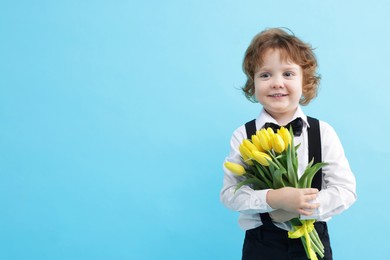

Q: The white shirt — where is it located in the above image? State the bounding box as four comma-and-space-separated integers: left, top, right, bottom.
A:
220, 107, 357, 231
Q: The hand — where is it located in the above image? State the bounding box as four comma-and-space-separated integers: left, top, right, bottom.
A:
269, 209, 299, 222
266, 187, 320, 216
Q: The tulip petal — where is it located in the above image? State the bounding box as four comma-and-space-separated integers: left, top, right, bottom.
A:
272, 133, 285, 153
243, 139, 259, 153
252, 151, 272, 166
224, 161, 246, 176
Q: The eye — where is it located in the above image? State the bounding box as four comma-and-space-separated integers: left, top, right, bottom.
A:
259, 72, 271, 79
283, 71, 294, 77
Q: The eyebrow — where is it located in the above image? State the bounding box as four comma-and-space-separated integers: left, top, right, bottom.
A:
258, 65, 300, 71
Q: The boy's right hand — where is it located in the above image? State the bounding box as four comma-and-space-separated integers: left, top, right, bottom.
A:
266, 187, 320, 216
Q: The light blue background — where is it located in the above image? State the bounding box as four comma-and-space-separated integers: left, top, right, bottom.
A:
1, 0, 389, 259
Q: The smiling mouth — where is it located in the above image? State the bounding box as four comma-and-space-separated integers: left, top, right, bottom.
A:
268, 93, 288, 97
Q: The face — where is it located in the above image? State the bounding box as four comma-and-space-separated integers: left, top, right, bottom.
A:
254, 49, 303, 124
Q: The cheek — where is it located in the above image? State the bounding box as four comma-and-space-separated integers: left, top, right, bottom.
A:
254, 80, 265, 92
297, 83, 304, 96
254, 83, 264, 98
297, 87, 303, 97
292, 79, 303, 97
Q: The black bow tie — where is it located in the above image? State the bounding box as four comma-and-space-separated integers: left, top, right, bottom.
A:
263, 117, 303, 136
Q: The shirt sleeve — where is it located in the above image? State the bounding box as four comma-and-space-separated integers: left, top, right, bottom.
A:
220, 127, 274, 214
301, 122, 357, 221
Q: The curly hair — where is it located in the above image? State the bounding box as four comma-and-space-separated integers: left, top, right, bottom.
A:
242, 28, 320, 105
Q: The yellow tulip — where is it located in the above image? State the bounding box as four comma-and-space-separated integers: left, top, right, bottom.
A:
224, 161, 246, 176
239, 144, 254, 165
252, 151, 272, 166
257, 128, 272, 151
239, 143, 252, 158
267, 127, 275, 138
278, 127, 292, 149
251, 135, 264, 152
272, 133, 286, 153
256, 129, 269, 139
243, 139, 258, 153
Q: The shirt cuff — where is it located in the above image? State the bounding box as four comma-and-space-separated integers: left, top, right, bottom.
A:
250, 189, 275, 212
299, 197, 320, 220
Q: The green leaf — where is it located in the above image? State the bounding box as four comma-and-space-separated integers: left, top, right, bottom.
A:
289, 217, 302, 226
272, 169, 285, 189
292, 144, 300, 173
254, 162, 273, 187
268, 159, 275, 172
235, 178, 268, 191
298, 159, 328, 188
268, 152, 287, 173
286, 143, 298, 187
282, 174, 293, 187
262, 165, 273, 182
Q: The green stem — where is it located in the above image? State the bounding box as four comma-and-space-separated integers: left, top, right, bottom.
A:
253, 163, 273, 187
310, 229, 324, 251
300, 236, 311, 259
268, 152, 285, 170
309, 236, 324, 258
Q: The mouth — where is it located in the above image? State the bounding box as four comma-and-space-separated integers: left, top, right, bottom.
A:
268, 93, 288, 97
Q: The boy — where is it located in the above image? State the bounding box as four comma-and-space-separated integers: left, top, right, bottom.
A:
220, 28, 356, 260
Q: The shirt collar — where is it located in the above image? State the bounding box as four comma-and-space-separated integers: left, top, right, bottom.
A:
255, 106, 309, 130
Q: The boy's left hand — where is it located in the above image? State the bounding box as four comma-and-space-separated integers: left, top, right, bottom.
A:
269, 209, 299, 222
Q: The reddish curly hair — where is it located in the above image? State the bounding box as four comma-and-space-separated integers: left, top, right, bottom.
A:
242, 28, 320, 105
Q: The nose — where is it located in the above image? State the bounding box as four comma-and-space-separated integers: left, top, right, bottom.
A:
272, 75, 284, 88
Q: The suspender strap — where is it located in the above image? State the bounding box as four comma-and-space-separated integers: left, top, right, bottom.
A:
244, 119, 257, 139
307, 116, 323, 191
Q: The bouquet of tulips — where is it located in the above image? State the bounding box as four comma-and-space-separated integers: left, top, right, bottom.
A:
225, 126, 326, 260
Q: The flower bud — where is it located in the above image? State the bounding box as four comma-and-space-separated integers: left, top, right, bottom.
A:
251, 135, 264, 152
243, 139, 259, 153
277, 127, 292, 149
239, 144, 253, 165
224, 161, 246, 176
267, 127, 275, 136
272, 133, 286, 153
257, 129, 272, 151
252, 151, 272, 166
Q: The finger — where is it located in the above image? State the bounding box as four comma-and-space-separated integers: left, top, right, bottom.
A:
299, 208, 314, 216
305, 194, 318, 201
297, 203, 318, 212
303, 188, 319, 195
303, 202, 320, 209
